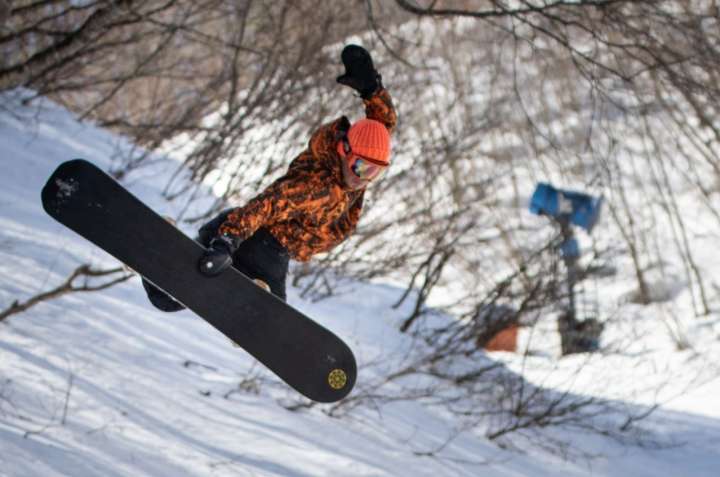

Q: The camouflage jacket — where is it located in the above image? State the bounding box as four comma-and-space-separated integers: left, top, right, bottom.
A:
219, 88, 397, 262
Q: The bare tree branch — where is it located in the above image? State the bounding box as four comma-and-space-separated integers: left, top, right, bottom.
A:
0, 264, 133, 322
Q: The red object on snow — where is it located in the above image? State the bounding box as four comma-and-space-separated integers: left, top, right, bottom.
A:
484, 324, 518, 352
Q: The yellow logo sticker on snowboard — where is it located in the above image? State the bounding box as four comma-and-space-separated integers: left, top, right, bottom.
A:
328, 369, 347, 390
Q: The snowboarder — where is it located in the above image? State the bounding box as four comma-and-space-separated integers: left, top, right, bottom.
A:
143, 44, 397, 312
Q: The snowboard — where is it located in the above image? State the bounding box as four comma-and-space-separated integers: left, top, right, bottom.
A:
41, 159, 356, 403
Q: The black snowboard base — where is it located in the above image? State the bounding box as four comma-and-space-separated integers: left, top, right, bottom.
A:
41, 159, 356, 402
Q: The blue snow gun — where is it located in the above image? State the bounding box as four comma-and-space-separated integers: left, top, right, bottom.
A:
529, 183, 603, 233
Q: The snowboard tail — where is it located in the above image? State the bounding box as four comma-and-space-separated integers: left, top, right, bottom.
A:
41, 159, 356, 402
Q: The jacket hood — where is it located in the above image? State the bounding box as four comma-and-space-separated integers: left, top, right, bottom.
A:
308, 116, 352, 187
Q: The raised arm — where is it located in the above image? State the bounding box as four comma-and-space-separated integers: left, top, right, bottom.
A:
364, 88, 397, 135
337, 44, 397, 134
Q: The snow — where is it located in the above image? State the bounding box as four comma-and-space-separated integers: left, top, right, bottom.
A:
1, 89, 720, 476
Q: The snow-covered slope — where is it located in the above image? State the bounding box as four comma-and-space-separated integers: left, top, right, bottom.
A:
1, 90, 720, 476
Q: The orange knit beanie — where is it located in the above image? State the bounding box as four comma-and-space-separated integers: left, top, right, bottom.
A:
347, 119, 391, 165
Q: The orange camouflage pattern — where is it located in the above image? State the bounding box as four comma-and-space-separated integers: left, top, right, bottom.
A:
219, 88, 397, 262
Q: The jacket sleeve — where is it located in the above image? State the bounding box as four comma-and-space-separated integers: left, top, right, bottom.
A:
218, 176, 305, 241
363, 87, 397, 135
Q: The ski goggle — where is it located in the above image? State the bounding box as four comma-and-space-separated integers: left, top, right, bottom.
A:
343, 140, 388, 181
350, 156, 387, 181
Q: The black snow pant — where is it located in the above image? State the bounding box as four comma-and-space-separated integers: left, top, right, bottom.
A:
142, 209, 290, 312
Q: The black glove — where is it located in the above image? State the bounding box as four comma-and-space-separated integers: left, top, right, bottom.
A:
336, 44, 381, 99
198, 234, 240, 277
197, 209, 233, 247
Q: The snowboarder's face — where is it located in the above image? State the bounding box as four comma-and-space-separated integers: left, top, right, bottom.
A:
338, 140, 387, 191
